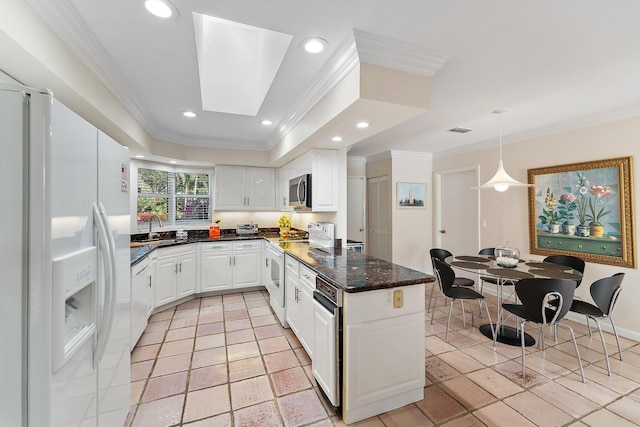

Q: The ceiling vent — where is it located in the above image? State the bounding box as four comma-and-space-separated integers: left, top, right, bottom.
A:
449, 127, 473, 133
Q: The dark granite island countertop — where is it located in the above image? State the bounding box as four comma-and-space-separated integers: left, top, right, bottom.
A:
278, 243, 434, 293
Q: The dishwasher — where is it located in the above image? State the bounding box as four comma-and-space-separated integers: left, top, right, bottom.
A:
312, 275, 342, 411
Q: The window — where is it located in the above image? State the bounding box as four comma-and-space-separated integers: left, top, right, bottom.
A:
137, 165, 213, 227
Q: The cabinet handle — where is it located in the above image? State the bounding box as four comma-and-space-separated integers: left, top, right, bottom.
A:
283, 197, 286, 206
147, 275, 152, 287
174, 264, 178, 274
265, 258, 269, 267
229, 257, 232, 266
179, 262, 182, 273
295, 287, 300, 303
233, 256, 236, 266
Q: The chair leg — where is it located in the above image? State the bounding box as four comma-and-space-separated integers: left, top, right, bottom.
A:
591, 317, 611, 376
460, 300, 466, 327
446, 299, 454, 342
427, 282, 436, 313
585, 316, 593, 338
558, 322, 585, 383
481, 300, 496, 344
520, 320, 527, 378
610, 317, 623, 362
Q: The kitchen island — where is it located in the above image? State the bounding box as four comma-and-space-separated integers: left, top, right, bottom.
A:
129, 232, 433, 424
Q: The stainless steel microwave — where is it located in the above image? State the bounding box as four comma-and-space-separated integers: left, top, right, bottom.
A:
289, 174, 311, 209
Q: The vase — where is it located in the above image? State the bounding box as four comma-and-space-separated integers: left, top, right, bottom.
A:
549, 224, 560, 234
562, 223, 576, 235
590, 224, 605, 237
577, 224, 590, 237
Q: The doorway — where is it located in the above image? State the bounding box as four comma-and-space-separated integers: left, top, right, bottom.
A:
347, 176, 366, 248
367, 175, 391, 261
435, 167, 480, 257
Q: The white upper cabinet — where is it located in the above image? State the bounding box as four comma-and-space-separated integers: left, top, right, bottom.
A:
215, 166, 276, 211
279, 149, 337, 212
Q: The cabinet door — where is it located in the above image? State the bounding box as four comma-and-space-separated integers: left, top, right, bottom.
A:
297, 283, 314, 358
311, 149, 337, 211
200, 252, 232, 292
176, 254, 196, 298
247, 167, 276, 210
233, 250, 261, 288
215, 166, 247, 210
155, 258, 177, 306
285, 274, 301, 334
145, 261, 156, 318
278, 166, 293, 212
131, 266, 148, 346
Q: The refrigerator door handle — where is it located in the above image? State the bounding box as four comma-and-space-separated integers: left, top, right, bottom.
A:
93, 203, 116, 367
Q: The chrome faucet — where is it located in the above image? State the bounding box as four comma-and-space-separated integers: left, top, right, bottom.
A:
148, 214, 163, 240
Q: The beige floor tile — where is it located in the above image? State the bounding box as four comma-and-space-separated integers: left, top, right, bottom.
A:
191, 347, 227, 369
230, 375, 274, 410
583, 364, 638, 394
227, 341, 261, 362
141, 371, 188, 402
439, 349, 485, 373
531, 381, 599, 418
460, 343, 509, 367
131, 360, 155, 382
173, 307, 200, 319
225, 309, 249, 321
223, 294, 245, 304
582, 408, 638, 427
473, 401, 537, 427
440, 376, 496, 411
196, 321, 224, 336
378, 404, 433, 426
194, 333, 226, 351
245, 299, 269, 309
425, 335, 457, 355
152, 353, 192, 377
251, 314, 278, 327
200, 296, 222, 306
189, 364, 228, 391
170, 316, 198, 329
131, 344, 161, 363
225, 318, 253, 331
229, 356, 267, 382
606, 396, 640, 424
233, 401, 282, 426
248, 306, 273, 317
259, 336, 292, 355
130, 380, 146, 405
254, 324, 285, 340
264, 350, 300, 373
226, 328, 256, 345
182, 413, 232, 427
131, 394, 184, 427
198, 312, 224, 324
415, 385, 466, 423
503, 391, 574, 427
270, 366, 312, 396
277, 389, 327, 427
136, 330, 165, 346
493, 360, 548, 388
165, 326, 196, 342
224, 302, 247, 312
425, 356, 460, 383
555, 373, 621, 406
148, 310, 174, 322
158, 338, 195, 357
144, 320, 171, 332
466, 368, 523, 399
440, 413, 487, 427
183, 385, 230, 423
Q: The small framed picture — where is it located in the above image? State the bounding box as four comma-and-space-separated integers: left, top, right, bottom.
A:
397, 182, 426, 209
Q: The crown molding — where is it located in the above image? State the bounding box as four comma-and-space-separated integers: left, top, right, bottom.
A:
390, 150, 433, 160
353, 29, 449, 76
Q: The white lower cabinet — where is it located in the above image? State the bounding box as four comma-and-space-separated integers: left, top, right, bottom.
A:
131, 257, 155, 346
342, 283, 426, 425
154, 245, 196, 307
199, 240, 262, 292
285, 255, 316, 357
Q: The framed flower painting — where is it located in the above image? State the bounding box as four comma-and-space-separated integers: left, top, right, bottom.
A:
527, 157, 636, 268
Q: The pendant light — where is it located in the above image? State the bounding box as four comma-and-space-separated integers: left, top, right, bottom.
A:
475, 109, 533, 192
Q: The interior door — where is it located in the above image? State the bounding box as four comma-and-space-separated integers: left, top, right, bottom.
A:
367, 175, 391, 261
436, 168, 479, 256
347, 176, 366, 244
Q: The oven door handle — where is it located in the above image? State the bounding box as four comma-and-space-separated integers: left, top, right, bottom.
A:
313, 290, 337, 314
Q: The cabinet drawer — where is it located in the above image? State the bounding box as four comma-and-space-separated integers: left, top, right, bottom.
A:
156, 244, 195, 258
233, 240, 262, 251
345, 284, 425, 324
299, 265, 316, 291
285, 254, 300, 276
537, 235, 622, 256
200, 242, 232, 252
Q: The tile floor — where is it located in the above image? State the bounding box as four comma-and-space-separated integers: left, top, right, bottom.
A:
125, 285, 640, 426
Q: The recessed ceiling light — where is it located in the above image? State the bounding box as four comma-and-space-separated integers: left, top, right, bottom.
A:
301, 37, 327, 54
183, 111, 197, 118
135, 155, 145, 159
356, 122, 370, 129
261, 119, 273, 126
169, 160, 178, 164
144, 0, 179, 19
331, 136, 343, 142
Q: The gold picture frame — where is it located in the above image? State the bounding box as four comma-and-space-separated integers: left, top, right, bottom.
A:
528, 156, 636, 268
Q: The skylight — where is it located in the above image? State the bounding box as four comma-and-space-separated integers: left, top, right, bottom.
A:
193, 13, 293, 116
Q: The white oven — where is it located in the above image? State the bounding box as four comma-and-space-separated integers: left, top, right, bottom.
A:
265, 241, 287, 327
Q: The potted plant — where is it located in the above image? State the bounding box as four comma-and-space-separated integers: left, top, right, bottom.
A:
587, 184, 613, 237
558, 192, 577, 235
539, 188, 563, 234
574, 172, 591, 237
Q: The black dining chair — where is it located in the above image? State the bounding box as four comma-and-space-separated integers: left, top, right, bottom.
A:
543, 255, 586, 287
428, 248, 476, 314
501, 278, 585, 383
569, 272, 625, 376
432, 258, 495, 342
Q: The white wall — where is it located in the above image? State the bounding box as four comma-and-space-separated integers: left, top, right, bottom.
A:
434, 115, 640, 341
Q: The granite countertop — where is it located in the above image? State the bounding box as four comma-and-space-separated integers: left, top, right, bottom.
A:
130, 232, 434, 293
279, 244, 433, 293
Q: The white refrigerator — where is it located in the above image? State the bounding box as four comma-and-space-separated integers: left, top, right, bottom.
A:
1, 83, 131, 426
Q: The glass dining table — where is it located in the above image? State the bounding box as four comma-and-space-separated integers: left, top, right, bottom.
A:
444, 255, 583, 346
